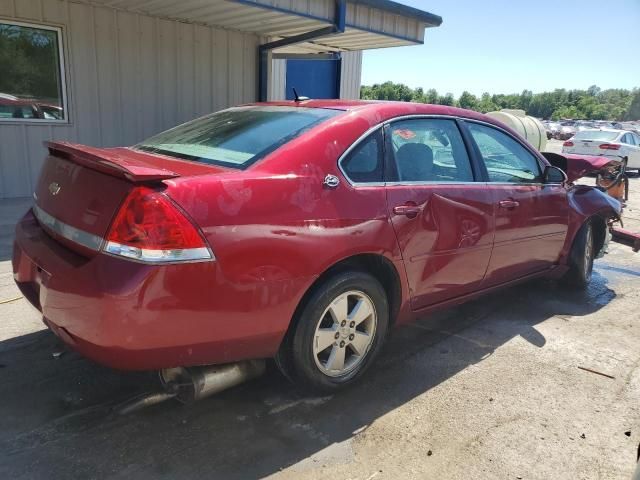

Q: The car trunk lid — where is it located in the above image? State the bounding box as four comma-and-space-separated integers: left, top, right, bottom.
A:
33, 142, 225, 256
565, 139, 604, 156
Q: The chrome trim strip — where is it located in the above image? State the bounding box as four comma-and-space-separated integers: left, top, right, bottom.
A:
385, 181, 480, 186
32, 204, 103, 251
482, 182, 544, 186
32, 205, 215, 264
104, 241, 214, 264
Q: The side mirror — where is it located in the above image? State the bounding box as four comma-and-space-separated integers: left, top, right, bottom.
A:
544, 165, 568, 184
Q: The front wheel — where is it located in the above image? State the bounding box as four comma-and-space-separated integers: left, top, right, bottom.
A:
277, 271, 389, 392
561, 221, 594, 289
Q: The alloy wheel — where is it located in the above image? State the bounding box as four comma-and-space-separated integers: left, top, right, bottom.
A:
312, 290, 377, 377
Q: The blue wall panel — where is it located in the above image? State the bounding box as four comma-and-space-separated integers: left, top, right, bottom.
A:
285, 59, 339, 100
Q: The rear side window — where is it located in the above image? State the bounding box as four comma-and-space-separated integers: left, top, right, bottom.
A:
340, 129, 384, 183
467, 123, 542, 183
387, 119, 474, 182
136, 106, 341, 169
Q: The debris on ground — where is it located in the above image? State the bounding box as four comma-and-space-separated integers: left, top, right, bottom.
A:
577, 366, 615, 379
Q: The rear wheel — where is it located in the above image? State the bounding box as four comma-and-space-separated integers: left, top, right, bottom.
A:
562, 221, 594, 289
277, 271, 389, 392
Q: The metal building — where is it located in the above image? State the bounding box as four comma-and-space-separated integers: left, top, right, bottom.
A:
0, 0, 441, 199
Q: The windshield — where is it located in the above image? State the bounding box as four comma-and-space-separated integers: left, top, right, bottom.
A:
135, 106, 342, 169
573, 130, 619, 141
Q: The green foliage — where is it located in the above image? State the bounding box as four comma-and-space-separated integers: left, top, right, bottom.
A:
0, 24, 61, 101
360, 82, 638, 120
458, 91, 478, 110
625, 89, 640, 121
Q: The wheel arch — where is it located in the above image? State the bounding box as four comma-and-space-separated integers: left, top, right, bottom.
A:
589, 214, 608, 256
563, 185, 621, 261
280, 253, 403, 351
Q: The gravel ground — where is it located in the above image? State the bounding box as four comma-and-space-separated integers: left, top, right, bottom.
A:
0, 140, 638, 479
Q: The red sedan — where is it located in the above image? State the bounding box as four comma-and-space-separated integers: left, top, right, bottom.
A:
12, 101, 621, 391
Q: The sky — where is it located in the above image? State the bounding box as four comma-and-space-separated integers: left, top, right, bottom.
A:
361, 0, 640, 96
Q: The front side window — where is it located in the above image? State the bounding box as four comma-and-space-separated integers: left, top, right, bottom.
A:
340, 130, 384, 183
467, 123, 542, 183
387, 119, 474, 182
136, 106, 341, 170
0, 21, 66, 122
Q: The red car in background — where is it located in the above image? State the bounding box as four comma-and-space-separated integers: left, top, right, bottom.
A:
12, 101, 621, 391
0, 93, 64, 120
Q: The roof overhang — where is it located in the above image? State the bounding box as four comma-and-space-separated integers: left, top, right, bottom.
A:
84, 0, 442, 53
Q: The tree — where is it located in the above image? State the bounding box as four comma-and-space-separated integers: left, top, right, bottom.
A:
519, 89, 533, 112
587, 85, 601, 97
458, 91, 478, 110
359, 82, 638, 120
439, 92, 455, 106
0, 24, 61, 101
551, 105, 580, 120
424, 88, 438, 104
478, 93, 497, 113
625, 89, 640, 121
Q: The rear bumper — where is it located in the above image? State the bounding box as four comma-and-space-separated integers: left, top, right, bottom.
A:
12, 211, 309, 370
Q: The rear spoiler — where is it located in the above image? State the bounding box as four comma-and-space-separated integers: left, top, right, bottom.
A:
45, 141, 180, 183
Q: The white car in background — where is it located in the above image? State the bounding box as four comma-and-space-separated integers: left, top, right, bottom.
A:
562, 129, 640, 171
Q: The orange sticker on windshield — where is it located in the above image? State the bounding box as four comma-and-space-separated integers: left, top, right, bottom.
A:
394, 129, 416, 140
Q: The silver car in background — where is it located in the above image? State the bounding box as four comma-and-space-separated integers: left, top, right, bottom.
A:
562, 129, 640, 171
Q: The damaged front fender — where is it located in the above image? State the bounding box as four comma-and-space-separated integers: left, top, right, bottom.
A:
568, 184, 622, 221
563, 185, 622, 261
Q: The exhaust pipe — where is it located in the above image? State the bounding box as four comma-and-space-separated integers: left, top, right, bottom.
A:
159, 360, 266, 403
115, 360, 266, 414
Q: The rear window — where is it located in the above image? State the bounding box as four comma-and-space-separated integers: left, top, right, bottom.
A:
135, 106, 341, 169
573, 130, 619, 142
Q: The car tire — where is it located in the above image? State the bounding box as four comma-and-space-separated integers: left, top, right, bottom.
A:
561, 220, 594, 289
276, 271, 389, 392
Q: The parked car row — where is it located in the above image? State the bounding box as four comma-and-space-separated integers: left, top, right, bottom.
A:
542, 119, 640, 141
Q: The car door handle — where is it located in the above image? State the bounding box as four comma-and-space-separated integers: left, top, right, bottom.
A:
498, 199, 520, 209
393, 204, 421, 218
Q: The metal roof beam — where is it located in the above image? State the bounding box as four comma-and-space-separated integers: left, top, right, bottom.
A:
258, 0, 347, 101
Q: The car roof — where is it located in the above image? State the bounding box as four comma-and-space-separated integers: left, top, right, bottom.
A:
247, 99, 496, 124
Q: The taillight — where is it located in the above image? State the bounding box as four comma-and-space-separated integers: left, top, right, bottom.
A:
599, 143, 620, 150
104, 187, 213, 263
563, 141, 574, 147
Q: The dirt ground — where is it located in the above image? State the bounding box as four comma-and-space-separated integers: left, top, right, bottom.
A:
0, 139, 639, 479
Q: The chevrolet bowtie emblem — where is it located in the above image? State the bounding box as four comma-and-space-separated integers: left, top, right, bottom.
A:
49, 182, 61, 196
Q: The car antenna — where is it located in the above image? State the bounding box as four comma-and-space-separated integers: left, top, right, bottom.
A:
292, 88, 310, 102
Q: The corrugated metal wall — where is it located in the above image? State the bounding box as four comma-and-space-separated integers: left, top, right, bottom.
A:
269, 59, 287, 101
0, 0, 260, 199
340, 51, 362, 100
